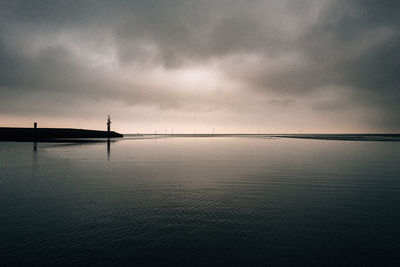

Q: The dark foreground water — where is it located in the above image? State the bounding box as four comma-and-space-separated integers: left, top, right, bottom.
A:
1, 136, 399, 266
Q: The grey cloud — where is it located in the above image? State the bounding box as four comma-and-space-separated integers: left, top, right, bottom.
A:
0, 0, 399, 132
222, 0, 400, 128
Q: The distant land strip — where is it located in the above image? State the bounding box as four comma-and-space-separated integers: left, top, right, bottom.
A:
268, 134, 400, 142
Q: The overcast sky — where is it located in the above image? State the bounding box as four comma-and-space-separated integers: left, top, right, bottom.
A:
0, 0, 399, 133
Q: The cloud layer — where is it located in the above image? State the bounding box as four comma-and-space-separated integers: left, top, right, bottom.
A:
1, 0, 399, 133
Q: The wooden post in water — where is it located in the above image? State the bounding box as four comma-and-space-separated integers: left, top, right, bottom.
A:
33, 122, 37, 149
34, 122, 37, 140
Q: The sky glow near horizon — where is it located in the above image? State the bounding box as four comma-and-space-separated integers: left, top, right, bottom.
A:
0, 0, 399, 133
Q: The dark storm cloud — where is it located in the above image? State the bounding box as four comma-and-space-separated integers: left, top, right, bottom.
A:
306, 0, 400, 128
0, 0, 399, 131
223, 0, 400, 128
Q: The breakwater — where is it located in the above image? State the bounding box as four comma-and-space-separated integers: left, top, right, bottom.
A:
0, 127, 123, 141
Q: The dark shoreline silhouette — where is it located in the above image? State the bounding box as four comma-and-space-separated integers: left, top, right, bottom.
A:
267, 133, 400, 142
0, 127, 123, 141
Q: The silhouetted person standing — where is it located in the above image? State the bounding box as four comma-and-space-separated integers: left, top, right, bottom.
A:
107, 115, 111, 137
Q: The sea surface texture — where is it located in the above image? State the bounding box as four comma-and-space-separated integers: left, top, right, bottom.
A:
1, 136, 399, 266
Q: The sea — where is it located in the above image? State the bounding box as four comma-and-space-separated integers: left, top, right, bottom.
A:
1, 135, 399, 266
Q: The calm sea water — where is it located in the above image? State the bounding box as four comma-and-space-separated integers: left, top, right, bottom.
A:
1, 136, 399, 266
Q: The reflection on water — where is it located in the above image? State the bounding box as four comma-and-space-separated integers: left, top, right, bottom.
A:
1, 137, 400, 266
107, 138, 110, 160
